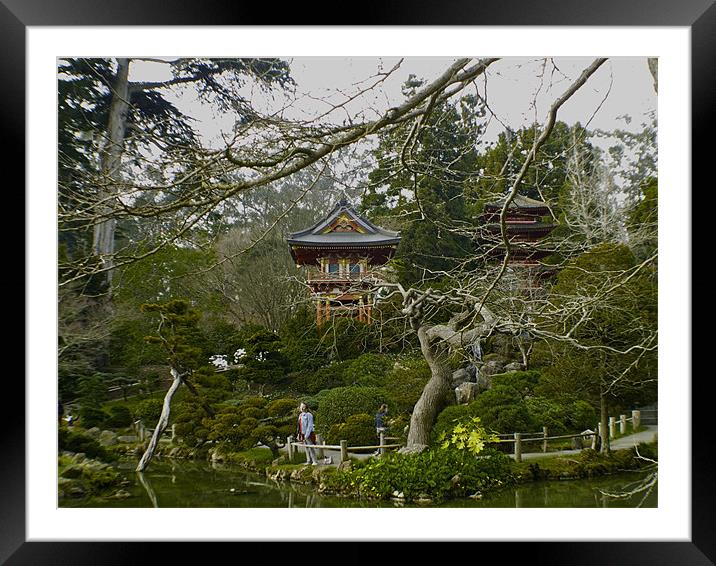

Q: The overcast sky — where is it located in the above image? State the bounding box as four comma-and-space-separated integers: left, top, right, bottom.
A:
130, 56, 656, 149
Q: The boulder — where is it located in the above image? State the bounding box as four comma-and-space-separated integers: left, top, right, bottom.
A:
455, 382, 480, 404
99, 430, 118, 446
475, 369, 493, 393
481, 359, 506, 377
450, 368, 470, 387
85, 427, 101, 439
504, 362, 525, 372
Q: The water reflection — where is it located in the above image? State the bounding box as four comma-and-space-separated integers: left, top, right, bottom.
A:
63, 458, 656, 508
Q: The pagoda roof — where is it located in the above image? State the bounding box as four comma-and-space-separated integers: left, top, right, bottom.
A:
287, 199, 401, 249
484, 194, 552, 213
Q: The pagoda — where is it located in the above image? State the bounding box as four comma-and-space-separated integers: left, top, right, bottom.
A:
287, 199, 401, 326
477, 194, 557, 266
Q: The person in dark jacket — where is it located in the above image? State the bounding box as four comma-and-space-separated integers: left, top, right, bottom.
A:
375, 404, 389, 455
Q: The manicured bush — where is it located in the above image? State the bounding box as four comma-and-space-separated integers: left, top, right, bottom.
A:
78, 405, 109, 429
104, 405, 133, 429
314, 386, 388, 434
468, 385, 533, 434
266, 398, 298, 418
326, 413, 376, 449
345, 354, 393, 387
383, 357, 431, 414
133, 398, 164, 423
58, 428, 112, 461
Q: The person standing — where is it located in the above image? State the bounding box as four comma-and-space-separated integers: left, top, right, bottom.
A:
298, 402, 318, 465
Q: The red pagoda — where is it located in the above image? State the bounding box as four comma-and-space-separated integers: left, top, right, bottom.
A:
478, 194, 557, 266
287, 199, 401, 326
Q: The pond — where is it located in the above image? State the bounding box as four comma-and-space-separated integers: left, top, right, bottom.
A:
61, 457, 657, 508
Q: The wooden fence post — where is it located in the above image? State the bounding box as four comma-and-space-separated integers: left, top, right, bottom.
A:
287, 435, 294, 461
632, 410, 641, 430
609, 416, 616, 439
340, 440, 348, 464
171, 423, 176, 442
379, 430, 385, 456
542, 426, 548, 453
138, 420, 145, 442
514, 433, 522, 463
316, 434, 325, 459
620, 414, 627, 435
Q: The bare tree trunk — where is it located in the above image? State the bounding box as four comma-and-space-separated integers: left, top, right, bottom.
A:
93, 57, 131, 286
405, 326, 453, 450
136, 367, 183, 472
647, 58, 658, 94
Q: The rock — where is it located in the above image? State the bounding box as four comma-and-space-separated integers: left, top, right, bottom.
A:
85, 427, 101, 439
475, 369, 492, 392
451, 368, 470, 387
469, 492, 483, 499
481, 359, 506, 377
391, 490, 405, 499
111, 489, 132, 499
116, 435, 139, 443
61, 465, 83, 479
99, 430, 118, 446
504, 362, 525, 372
455, 382, 480, 404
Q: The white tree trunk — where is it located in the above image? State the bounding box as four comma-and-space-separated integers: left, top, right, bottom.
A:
136, 367, 183, 472
93, 57, 131, 285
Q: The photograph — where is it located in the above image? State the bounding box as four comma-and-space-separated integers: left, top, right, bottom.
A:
55, 55, 659, 510
9, 6, 706, 562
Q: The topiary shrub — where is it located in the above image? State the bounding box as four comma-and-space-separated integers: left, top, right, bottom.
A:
467, 385, 534, 434
345, 354, 393, 387
78, 405, 109, 429
266, 398, 298, 418
432, 403, 481, 445
326, 413, 377, 450
383, 357, 431, 414
314, 386, 388, 434
104, 405, 133, 429
133, 398, 164, 423
58, 428, 112, 461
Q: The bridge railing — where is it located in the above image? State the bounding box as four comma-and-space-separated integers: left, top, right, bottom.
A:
286, 431, 404, 464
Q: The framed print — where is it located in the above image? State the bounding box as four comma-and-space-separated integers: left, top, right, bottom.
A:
9, 0, 709, 563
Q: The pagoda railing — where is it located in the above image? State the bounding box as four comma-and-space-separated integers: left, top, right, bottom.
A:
307, 271, 383, 283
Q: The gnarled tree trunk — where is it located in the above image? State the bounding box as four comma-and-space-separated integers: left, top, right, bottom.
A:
405, 326, 453, 450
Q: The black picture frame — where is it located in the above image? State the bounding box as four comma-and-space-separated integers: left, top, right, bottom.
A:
8, 0, 705, 563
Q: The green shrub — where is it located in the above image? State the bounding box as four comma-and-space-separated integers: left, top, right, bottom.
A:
491, 370, 541, 394
327, 447, 513, 501
241, 396, 268, 409
78, 405, 109, 429
432, 403, 480, 445
346, 354, 393, 387
567, 400, 598, 431
104, 405, 133, 429
133, 398, 164, 423
266, 398, 298, 418
326, 413, 376, 449
383, 357, 431, 413
58, 428, 112, 461
291, 362, 351, 394
314, 386, 388, 433
241, 406, 265, 420
468, 385, 533, 434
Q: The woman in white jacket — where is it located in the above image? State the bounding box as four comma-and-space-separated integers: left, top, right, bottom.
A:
298, 402, 318, 465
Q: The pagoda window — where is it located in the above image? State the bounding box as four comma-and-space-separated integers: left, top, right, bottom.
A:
327, 262, 339, 274
349, 262, 361, 275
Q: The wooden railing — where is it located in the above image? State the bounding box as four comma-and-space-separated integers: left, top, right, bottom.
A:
496, 410, 652, 462
286, 431, 403, 464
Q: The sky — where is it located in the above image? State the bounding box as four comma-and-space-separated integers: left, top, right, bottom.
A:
129, 56, 657, 149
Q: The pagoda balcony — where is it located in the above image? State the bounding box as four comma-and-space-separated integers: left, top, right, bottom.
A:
306, 270, 383, 284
